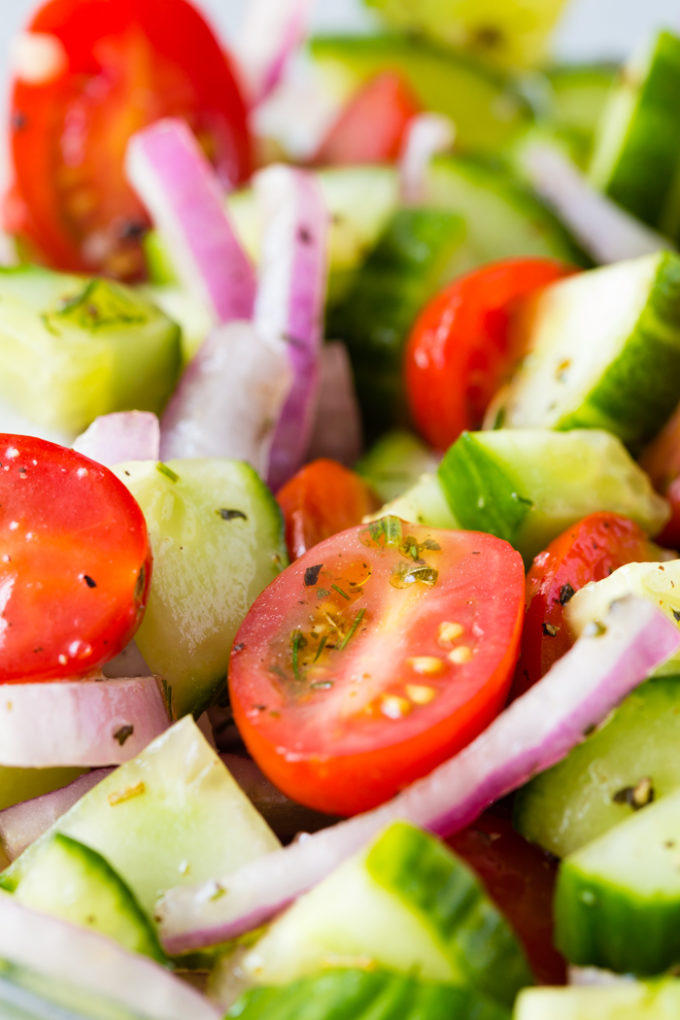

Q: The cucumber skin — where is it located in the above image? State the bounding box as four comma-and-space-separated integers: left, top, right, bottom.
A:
367, 824, 533, 1007
227, 968, 511, 1020
555, 252, 680, 447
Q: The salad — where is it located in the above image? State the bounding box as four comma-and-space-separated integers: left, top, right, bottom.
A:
2, 0, 680, 1017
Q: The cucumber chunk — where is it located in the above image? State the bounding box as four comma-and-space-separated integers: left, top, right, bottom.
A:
515, 980, 680, 1020
329, 208, 469, 437
437, 429, 667, 563
114, 458, 286, 718
1, 717, 279, 921
237, 821, 531, 1007
544, 63, 618, 157
356, 431, 440, 504
0, 266, 181, 440
497, 253, 680, 447
370, 473, 459, 529
555, 786, 680, 974
589, 31, 680, 240
140, 285, 212, 365
225, 968, 510, 1020
308, 34, 532, 154
514, 673, 680, 858
424, 154, 590, 266
1, 833, 163, 962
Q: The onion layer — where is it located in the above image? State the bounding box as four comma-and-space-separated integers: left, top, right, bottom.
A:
72, 412, 160, 466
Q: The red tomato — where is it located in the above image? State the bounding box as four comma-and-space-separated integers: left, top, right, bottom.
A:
404, 258, 574, 451
6, 0, 251, 277
447, 813, 566, 986
276, 459, 381, 561
0, 434, 151, 683
229, 517, 524, 815
514, 512, 660, 698
640, 405, 680, 547
312, 72, 421, 166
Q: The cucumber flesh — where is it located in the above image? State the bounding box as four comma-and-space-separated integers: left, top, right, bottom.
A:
1, 834, 163, 962
0, 717, 280, 921
369, 473, 459, 529
515, 981, 680, 1020
544, 63, 618, 156
555, 786, 680, 974
237, 821, 531, 1007
113, 458, 286, 718
514, 673, 680, 858
356, 431, 440, 504
437, 428, 668, 563
140, 285, 213, 365
498, 253, 680, 448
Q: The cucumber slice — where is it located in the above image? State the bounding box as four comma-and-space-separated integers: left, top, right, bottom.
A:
114, 458, 286, 718
308, 34, 532, 154
1, 834, 163, 962
1, 717, 279, 921
437, 429, 667, 563
555, 785, 680, 974
369, 473, 459, 529
545, 63, 618, 152
329, 208, 469, 437
237, 821, 531, 1006
225, 968, 510, 1020
362, 0, 567, 69
424, 154, 590, 266
515, 981, 680, 1020
514, 673, 680, 858
498, 253, 680, 448
589, 31, 680, 239
0, 266, 180, 440
356, 431, 440, 503
140, 285, 212, 365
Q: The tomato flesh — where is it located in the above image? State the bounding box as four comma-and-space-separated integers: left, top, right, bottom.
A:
0, 434, 151, 682
404, 258, 574, 451
312, 71, 421, 166
514, 512, 660, 698
229, 518, 524, 815
7, 0, 251, 277
276, 458, 380, 561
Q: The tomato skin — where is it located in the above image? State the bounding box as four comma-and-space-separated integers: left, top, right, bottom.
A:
447, 813, 565, 986
276, 459, 380, 561
312, 72, 421, 166
229, 520, 525, 815
514, 512, 660, 698
404, 258, 574, 451
7, 0, 251, 277
640, 405, 680, 547
0, 434, 151, 683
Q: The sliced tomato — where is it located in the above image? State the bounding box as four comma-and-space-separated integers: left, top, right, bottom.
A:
404, 258, 575, 451
276, 458, 380, 561
0, 434, 151, 683
7, 0, 251, 277
640, 405, 680, 548
514, 512, 661, 698
229, 517, 524, 815
311, 71, 421, 167
447, 813, 565, 986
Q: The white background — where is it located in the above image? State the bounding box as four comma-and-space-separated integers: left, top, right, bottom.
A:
0, 0, 678, 62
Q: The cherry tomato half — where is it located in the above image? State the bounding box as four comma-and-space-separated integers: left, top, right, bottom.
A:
6, 0, 251, 277
404, 258, 574, 451
513, 512, 660, 698
276, 458, 380, 561
229, 517, 524, 815
0, 434, 151, 682
312, 71, 421, 167
640, 404, 680, 548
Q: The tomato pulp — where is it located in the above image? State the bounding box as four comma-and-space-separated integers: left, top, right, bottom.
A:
6, 0, 251, 277
229, 517, 525, 815
0, 434, 151, 682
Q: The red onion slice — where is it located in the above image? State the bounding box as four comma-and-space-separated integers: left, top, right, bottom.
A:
306, 341, 363, 466
520, 143, 674, 263
400, 113, 456, 205
158, 596, 679, 953
234, 0, 315, 107
72, 412, 160, 466
126, 119, 256, 323
0, 676, 169, 768
0, 893, 219, 1019
159, 320, 292, 475
0, 770, 111, 863
254, 165, 329, 490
